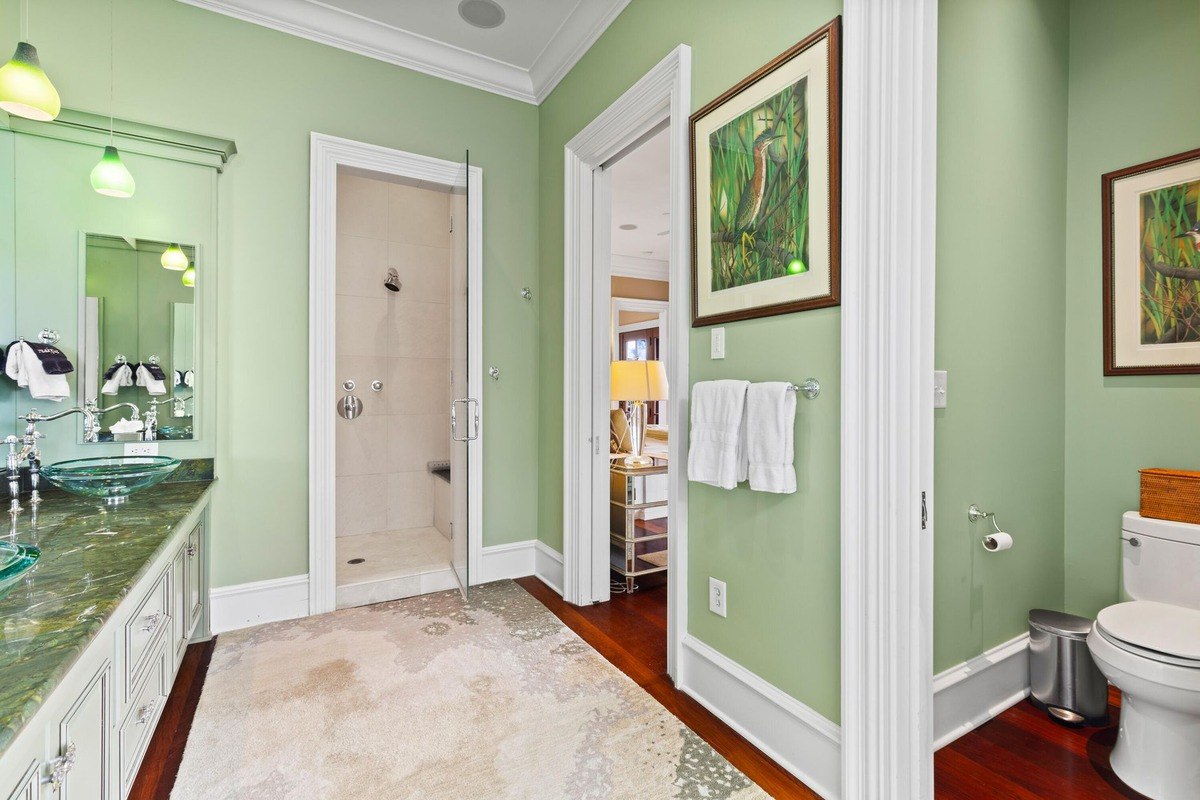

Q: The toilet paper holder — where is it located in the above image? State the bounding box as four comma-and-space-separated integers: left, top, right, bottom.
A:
968, 504, 1013, 551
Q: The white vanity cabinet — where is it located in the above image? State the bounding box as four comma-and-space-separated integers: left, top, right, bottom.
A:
0, 497, 210, 800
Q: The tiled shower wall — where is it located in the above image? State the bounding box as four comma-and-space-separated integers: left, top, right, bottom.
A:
334, 171, 452, 537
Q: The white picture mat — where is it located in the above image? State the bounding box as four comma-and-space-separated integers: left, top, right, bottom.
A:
694, 38, 831, 318
1112, 159, 1200, 368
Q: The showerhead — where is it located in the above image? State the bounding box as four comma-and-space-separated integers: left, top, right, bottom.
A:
384, 268, 401, 293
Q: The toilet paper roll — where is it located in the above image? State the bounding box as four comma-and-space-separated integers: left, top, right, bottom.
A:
983, 532, 1013, 552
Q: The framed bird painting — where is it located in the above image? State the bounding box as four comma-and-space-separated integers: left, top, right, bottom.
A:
690, 17, 841, 327
1103, 147, 1200, 374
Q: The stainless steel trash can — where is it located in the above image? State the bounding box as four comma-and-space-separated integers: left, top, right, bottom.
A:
1028, 609, 1108, 725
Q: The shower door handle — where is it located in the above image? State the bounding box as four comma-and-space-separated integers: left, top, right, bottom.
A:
450, 398, 480, 442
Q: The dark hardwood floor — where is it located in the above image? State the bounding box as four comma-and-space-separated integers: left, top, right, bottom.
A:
134, 581, 1143, 800
936, 684, 1146, 799
515, 575, 822, 799
129, 639, 215, 800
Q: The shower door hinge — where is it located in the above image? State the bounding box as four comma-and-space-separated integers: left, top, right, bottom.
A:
921, 491, 928, 530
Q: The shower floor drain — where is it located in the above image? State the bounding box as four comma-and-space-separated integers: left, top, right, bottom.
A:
347, 557, 366, 565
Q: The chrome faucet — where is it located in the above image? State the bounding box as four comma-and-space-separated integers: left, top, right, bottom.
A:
6, 404, 142, 512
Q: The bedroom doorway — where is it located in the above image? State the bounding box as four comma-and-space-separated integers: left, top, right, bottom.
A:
561, 46, 690, 681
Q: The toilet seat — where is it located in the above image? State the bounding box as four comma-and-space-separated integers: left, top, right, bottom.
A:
1096, 601, 1200, 668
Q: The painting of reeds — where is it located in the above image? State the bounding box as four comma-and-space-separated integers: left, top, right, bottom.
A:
691, 18, 841, 326
1103, 147, 1200, 374
1138, 181, 1200, 345
708, 78, 809, 292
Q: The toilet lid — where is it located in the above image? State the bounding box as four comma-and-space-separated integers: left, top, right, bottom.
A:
1096, 601, 1200, 663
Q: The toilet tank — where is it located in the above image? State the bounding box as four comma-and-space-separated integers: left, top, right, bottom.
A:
1121, 512, 1200, 608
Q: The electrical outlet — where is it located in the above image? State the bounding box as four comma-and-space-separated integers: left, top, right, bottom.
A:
708, 577, 727, 618
123, 442, 159, 456
710, 327, 725, 360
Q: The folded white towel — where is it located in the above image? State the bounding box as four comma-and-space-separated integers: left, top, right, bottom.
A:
135, 364, 166, 396
101, 363, 133, 395
746, 382, 797, 494
183, 370, 194, 387
687, 379, 749, 490
5, 341, 69, 402
109, 417, 143, 434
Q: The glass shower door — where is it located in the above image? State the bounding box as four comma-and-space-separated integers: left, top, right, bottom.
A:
449, 151, 473, 596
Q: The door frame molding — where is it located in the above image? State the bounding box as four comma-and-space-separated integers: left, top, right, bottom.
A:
840, 1, 938, 797
308, 132, 484, 614
562, 45, 691, 679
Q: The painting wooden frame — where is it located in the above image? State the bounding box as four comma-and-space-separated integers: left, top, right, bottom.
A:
690, 17, 841, 327
1103, 147, 1200, 375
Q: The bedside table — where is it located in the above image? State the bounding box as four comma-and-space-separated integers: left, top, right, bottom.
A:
609, 457, 668, 592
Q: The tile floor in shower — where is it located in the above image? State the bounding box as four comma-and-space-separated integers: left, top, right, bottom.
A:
335, 527, 456, 609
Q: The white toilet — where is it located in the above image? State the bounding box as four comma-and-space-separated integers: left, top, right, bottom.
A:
1087, 512, 1200, 800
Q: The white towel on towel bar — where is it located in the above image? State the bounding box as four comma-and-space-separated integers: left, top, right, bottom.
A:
687, 379, 749, 490
746, 381, 797, 493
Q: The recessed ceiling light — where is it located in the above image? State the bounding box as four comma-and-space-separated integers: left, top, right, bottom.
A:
619, 223, 638, 230
459, 0, 506, 29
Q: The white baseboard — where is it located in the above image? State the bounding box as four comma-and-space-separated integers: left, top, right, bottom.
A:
678, 635, 841, 800
534, 541, 564, 595
933, 632, 1030, 749
477, 539, 537, 583
210, 574, 309, 634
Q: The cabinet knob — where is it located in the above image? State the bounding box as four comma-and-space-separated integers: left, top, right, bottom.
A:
141, 611, 164, 633
45, 741, 76, 791
186, 542, 197, 558
136, 703, 155, 725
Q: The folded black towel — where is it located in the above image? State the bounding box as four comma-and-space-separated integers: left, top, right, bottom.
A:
139, 362, 167, 381
4, 340, 74, 375
28, 342, 74, 375
103, 361, 124, 380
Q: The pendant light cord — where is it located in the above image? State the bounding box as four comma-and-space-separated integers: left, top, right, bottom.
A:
21, 0, 28, 42
108, 0, 115, 144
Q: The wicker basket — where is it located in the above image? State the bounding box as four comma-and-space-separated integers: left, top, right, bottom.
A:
1140, 469, 1200, 525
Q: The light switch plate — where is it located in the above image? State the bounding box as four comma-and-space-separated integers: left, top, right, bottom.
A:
933, 370, 948, 409
709, 577, 727, 617
124, 442, 159, 456
710, 327, 726, 360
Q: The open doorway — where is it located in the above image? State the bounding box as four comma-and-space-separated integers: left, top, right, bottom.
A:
607, 127, 672, 603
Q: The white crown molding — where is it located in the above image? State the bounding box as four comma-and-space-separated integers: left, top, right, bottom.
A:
528, 0, 634, 103
610, 253, 669, 281
178, 0, 631, 105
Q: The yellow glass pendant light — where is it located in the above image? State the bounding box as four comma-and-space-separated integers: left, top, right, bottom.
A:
181, 265, 196, 288
161, 243, 188, 271
91, 0, 134, 198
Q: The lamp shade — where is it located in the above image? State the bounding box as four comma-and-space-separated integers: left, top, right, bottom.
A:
0, 42, 61, 122
90, 145, 136, 198
181, 265, 196, 288
161, 243, 188, 270
611, 360, 668, 402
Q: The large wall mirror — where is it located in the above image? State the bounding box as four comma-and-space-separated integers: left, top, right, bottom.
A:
80, 234, 199, 441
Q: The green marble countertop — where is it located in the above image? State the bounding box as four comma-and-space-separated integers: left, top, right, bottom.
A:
0, 479, 214, 754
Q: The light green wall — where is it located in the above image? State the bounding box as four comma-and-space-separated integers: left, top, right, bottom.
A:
1063, 0, 1200, 618
1, 0, 540, 587
537, 0, 842, 721
933, 0, 1069, 672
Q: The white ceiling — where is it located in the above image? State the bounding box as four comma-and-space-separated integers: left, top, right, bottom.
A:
179, 0, 632, 103
610, 128, 670, 278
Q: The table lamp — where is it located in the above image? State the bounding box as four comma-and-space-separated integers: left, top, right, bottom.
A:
611, 360, 668, 467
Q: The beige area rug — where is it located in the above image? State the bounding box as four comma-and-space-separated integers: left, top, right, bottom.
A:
172, 581, 769, 799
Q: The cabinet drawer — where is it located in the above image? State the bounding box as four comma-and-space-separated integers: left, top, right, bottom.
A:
117, 644, 168, 796
5, 761, 40, 800
122, 569, 170, 698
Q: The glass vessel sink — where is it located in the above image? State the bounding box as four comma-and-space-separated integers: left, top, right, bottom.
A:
41, 456, 181, 505
0, 540, 40, 596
